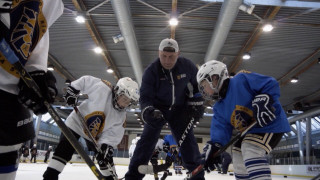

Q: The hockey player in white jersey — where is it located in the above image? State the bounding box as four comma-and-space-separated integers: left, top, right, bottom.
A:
0, 1, 64, 180
129, 137, 140, 158
43, 76, 140, 180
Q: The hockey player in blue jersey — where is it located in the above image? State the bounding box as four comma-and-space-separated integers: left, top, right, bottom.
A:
125, 38, 205, 180
163, 134, 183, 175
197, 60, 291, 180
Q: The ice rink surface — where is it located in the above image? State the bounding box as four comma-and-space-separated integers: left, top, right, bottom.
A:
16, 162, 311, 180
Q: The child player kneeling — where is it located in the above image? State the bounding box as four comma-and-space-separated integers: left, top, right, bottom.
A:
43, 76, 139, 180
197, 60, 290, 179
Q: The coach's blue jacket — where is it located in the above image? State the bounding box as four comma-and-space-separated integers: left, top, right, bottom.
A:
140, 57, 199, 112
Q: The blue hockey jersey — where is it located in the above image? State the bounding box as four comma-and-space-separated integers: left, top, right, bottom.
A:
210, 72, 291, 146
164, 134, 177, 148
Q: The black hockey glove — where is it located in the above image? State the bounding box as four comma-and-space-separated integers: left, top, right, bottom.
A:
18, 70, 57, 115
142, 106, 164, 127
187, 96, 205, 122
163, 142, 170, 153
252, 94, 276, 127
63, 85, 80, 106
202, 141, 221, 172
96, 144, 117, 177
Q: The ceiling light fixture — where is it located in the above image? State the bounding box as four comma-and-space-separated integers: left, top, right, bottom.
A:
106, 67, 114, 74
47, 65, 54, 71
290, 77, 298, 83
242, 52, 251, 60
112, 34, 124, 44
169, 18, 178, 26
75, 15, 85, 23
94, 47, 102, 54
262, 23, 274, 32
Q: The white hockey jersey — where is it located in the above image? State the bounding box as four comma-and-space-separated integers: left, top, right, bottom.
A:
0, 0, 64, 94
65, 76, 126, 148
155, 138, 164, 150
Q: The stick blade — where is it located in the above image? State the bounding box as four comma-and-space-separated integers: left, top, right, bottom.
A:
138, 165, 154, 174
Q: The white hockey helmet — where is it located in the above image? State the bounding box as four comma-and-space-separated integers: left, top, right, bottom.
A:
113, 77, 140, 111
197, 60, 229, 100
49, 146, 52, 149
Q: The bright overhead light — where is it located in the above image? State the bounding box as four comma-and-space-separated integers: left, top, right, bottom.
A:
106, 67, 114, 74
290, 77, 298, 83
169, 18, 178, 26
47, 65, 54, 71
94, 47, 103, 54
75, 15, 85, 23
262, 24, 273, 32
242, 52, 251, 60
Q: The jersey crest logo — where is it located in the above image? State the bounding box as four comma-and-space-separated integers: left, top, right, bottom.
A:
11, 7, 38, 61
231, 105, 253, 132
85, 111, 106, 138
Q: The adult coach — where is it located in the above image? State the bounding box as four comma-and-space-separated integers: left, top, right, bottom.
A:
125, 38, 205, 180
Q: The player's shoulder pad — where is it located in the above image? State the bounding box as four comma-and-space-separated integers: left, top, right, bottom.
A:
236, 69, 251, 75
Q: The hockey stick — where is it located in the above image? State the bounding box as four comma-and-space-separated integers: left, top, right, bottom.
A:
74, 106, 119, 180
185, 121, 258, 180
138, 117, 196, 174
139, 83, 198, 174
311, 173, 320, 180
0, 39, 105, 180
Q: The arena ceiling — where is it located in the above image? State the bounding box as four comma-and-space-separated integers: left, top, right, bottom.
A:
47, 0, 320, 137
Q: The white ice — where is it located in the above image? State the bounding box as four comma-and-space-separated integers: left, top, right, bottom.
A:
16, 162, 310, 180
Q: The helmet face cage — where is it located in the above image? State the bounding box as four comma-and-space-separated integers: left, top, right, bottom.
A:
113, 77, 140, 111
